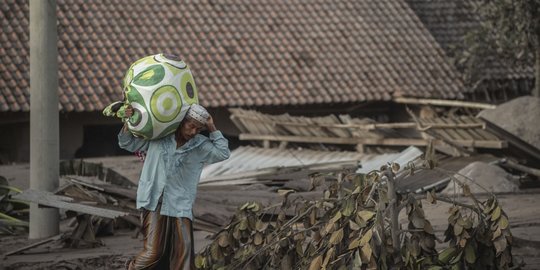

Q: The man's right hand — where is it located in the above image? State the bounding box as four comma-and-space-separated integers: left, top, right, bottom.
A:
125, 105, 133, 118
122, 105, 133, 132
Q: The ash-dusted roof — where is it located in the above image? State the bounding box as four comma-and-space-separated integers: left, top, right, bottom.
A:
1, 0, 465, 112
405, 0, 534, 80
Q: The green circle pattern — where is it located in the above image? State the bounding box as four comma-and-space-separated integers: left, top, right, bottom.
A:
150, 85, 182, 123
133, 65, 165, 86
180, 71, 198, 105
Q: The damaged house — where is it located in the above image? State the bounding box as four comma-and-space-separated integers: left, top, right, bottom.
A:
0, 0, 467, 162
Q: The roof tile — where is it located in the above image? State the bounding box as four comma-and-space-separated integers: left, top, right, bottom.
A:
1, 0, 464, 112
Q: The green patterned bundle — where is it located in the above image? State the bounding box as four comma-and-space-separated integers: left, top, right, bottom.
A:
103, 54, 199, 140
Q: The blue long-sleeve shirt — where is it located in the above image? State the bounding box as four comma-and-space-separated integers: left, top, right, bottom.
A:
118, 129, 230, 220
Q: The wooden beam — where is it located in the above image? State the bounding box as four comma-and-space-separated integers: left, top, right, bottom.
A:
499, 159, 540, 178
394, 97, 497, 109
232, 114, 484, 130
5, 233, 65, 256
239, 133, 507, 148
481, 118, 540, 162
13, 189, 132, 219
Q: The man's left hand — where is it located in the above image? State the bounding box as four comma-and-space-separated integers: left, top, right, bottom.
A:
206, 116, 217, 132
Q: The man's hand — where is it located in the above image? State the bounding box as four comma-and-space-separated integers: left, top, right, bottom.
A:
122, 105, 133, 132
125, 105, 133, 118
206, 115, 217, 132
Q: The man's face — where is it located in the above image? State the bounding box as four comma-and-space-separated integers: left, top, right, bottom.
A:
178, 118, 205, 141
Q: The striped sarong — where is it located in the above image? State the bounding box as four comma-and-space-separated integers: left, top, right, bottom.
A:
127, 203, 195, 270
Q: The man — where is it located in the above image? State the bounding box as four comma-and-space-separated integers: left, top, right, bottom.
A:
118, 104, 230, 269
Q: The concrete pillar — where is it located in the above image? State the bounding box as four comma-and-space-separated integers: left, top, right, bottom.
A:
29, 0, 59, 239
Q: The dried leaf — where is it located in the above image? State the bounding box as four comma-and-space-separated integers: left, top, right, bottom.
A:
278, 211, 286, 222
492, 227, 502, 240
491, 206, 501, 221
438, 247, 456, 264
240, 202, 250, 210
499, 215, 509, 229
391, 162, 400, 173
484, 198, 496, 214
255, 220, 268, 232
322, 247, 335, 268
323, 222, 335, 236
310, 209, 317, 226
239, 218, 248, 230
450, 251, 463, 265
310, 174, 325, 191
194, 255, 206, 268
342, 199, 355, 217
218, 233, 229, 247
254, 232, 263, 246
331, 211, 342, 224
308, 255, 323, 270
348, 238, 361, 250
493, 236, 507, 255
463, 184, 471, 196
277, 189, 295, 197
357, 210, 375, 222
361, 244, 372, 263
464, 243, 476, 264
329, 228, 344, 245
426, 190, 436, 204
412, 215, 425, 229
313, 230, 322, 242
233, 228, 241, 240
247, 202, 261, 212
353, 250, 362, 267
211, 242, 224, 261
366, 171, 379, 182
410, 238, 420, 257
459, 237, 467, 248
421, 236, 436, 251
454, 222, 463, 236
323, 201, 334, 208
449, 206, 459, 215
324, 190, 331, 199
296, 240, 303, 256
359, 229, 373, 246
349, 220, 361, 231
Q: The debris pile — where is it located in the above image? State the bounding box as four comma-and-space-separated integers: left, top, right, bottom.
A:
441, 161, 520, 194
478, 96, 540, 149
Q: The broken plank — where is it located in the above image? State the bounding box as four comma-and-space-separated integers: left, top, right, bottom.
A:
5, 233, 65, 256
232, 114, 483, 130
65, 177, 104, 191
394, 97, 497, 109
499, 159, 540, 178
13, 189, 131, 219
64, 176, 137, 200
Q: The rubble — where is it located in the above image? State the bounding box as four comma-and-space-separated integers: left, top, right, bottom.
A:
3, 106, 540, 268
478, 96, 540, 149
441, 161, 520, 194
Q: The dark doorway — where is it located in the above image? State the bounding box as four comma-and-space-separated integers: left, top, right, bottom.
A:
75, 124, 131, 158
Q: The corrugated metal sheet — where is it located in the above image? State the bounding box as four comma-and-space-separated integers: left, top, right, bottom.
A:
201, 146, 423, 183
356, 146, 423, 174
201, 146, 366, 181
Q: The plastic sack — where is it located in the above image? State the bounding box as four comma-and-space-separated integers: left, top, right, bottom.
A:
103, 54, 199, 140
